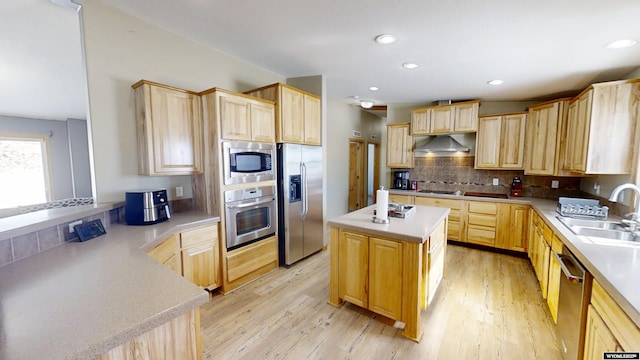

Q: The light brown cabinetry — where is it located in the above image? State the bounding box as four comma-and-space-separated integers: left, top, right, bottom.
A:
245, 83, 322, 145
475, 113, 527, 169
223, 235, 279, 292
217, 91, 275, 142
146, 234, 181, 274
132, 80, 203, 175
389, 194, 415, 204
563, 79, 640, 174
529, 211, 551, 299
525, 99, 575, 176
466, 201, 498, 247
387, 123, 414, 168
180, 224, 220, 290
410, 100, 480, 135
495, 203, 529, 252
583, 279, 640, 358
415, 197, 465, 241
546, 235, 563, 323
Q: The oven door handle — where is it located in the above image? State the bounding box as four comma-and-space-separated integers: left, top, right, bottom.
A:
226, 198, 275, 209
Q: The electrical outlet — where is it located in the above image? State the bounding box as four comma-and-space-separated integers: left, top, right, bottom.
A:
69, 220, 82, 234
492, 178, 499, 186
176, 186, 184, 198
551, 180, 559, 189
593, 182, 601, 195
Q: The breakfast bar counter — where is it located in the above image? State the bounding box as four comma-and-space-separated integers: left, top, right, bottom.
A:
328, 204, 449, 342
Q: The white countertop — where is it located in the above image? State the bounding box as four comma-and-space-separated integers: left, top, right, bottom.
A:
327, 204, 450, 243
0, 212, 219, 360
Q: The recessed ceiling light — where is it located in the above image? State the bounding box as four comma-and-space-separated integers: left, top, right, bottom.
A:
375, 34, 396, 44
487, 79, 504, 86
605, 39, 637, 49
402, 62, 419, 69
360, 100, 374, 109
369, 86, 379, 91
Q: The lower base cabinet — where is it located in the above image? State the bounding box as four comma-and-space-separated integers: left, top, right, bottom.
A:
146, 234, 181, 273
222, 235, 279, 293
96, 308, 202, 360
583, 280, 640, 358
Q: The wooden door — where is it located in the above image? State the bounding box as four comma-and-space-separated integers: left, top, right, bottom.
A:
249, 101, 275, 142
369, 237, 403, 320
547, 252, 562, 323
147, 234, 181, 274
573, 90, 593, 172
475, 116, 502, 168
338, 231, 369, 308
148, 85, 203, 174
219, 93, 251, 141
348, 139, 365, 212
303, 94, 322, 145
411, 108, 430, 135
526, 102, 559, 175
182, 241, 218, 288
279, 86, 304, 143
499, 113, 526, 169
563, 100, 579, 171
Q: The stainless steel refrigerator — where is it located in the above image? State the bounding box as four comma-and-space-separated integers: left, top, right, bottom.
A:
277, 143, 323, 266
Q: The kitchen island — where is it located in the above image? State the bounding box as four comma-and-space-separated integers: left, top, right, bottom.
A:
328, 204, 449, 342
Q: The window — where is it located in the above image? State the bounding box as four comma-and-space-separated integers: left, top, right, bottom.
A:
0, 135, 52, 208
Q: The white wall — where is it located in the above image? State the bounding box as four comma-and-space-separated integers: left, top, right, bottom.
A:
325, 99, 385, 220
81, 0, 283, 202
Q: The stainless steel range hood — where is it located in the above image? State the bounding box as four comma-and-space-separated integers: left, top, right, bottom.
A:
415, 135, 470, 152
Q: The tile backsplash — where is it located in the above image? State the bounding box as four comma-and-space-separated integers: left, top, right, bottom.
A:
403, 156, 582, 199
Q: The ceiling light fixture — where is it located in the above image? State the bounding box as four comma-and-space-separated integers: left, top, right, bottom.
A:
369, 86, 379, 91
375, 34, 396, 44
402, 62, 418, 69
360, 100, 374, 109
487, 79, 504, 86
605, 39, 637, 49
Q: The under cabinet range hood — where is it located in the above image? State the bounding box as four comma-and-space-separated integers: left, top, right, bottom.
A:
415, 135, 470, 153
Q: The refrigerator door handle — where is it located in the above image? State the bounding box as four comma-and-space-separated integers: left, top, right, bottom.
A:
301, 162, 308, 217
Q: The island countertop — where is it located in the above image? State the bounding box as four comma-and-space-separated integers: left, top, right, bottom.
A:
0, 212, 218, 360
327, 204, 450, 243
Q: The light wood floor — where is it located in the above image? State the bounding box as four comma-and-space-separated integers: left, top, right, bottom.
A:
200, 244, 562, 359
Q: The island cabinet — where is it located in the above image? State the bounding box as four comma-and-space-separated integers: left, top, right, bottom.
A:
410, 100, 480, 135
583, 280, 640, 359
524, 98, 575, 176
328, 205, 449, 342
132, 80, 203, 175
563, 79, 640, 174
199, 88, 275, 143
387, 123, 414, 168
475, 113, 526, 170
244, 83, 322, 145
414, 197, 465, 241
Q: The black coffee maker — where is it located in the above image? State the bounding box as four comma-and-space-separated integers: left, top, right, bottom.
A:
393, 170, 410, 189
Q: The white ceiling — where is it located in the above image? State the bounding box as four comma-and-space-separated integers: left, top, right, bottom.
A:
3, 0, 639, 121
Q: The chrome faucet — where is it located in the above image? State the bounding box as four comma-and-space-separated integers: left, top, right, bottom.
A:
609, 183, 640, 230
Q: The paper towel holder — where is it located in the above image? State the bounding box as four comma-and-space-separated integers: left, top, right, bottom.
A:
372, 216, 390, 224
372, 186, 390, 224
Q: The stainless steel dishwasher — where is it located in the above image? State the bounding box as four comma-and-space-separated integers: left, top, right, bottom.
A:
554, 246, 592, 360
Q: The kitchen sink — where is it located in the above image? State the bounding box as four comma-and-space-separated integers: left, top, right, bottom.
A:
557, 216, 640, 244
419, 190, 464, 196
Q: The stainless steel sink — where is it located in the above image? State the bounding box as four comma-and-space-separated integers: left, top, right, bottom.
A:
556, 217, 626, 231
556, 216, 640, 244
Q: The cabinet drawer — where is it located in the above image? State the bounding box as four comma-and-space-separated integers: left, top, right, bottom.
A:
468, 201, 498, 215
467, 226, 496, 246
435, 199, 463, 210
468, 213, 497, 227
227, 236, 278, 282
181, 224, 218, 248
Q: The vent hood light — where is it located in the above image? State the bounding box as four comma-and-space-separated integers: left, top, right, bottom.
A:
415, 135, 470, 153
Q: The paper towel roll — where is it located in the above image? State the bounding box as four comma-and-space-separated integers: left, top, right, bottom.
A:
376, 187, 389, 221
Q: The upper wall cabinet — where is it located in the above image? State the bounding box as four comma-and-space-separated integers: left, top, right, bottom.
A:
387, 123, 414, 168
563, 79, 640, 174
410, 100, 480, 135
245, 83, 322, 145
524, 98, 576, 176
213, 90, 275, 143
475, 113, 527, 170
132, 80, 203, 176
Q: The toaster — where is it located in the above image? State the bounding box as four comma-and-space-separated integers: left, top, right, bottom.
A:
125, 189, 171, 225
